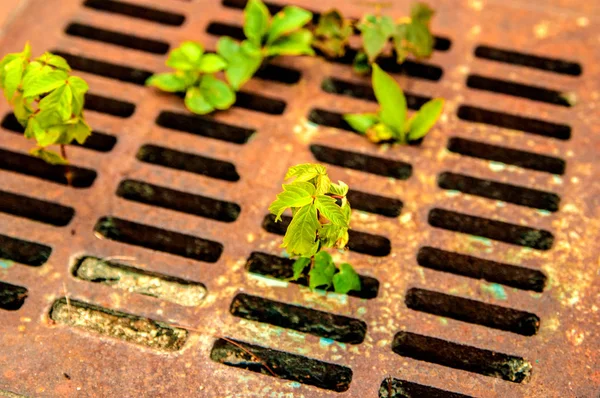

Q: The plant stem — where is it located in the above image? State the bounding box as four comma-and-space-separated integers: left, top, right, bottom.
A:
60, 144, 73, 186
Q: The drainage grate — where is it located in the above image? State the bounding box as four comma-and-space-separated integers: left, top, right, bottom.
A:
0, 0, 598, 397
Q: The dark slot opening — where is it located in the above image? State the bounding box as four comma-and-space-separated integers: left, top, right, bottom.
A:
156, 111, 254, 144
2, 113, 117, 152
85, 93, 135, 118
0, 234, 51, 267
254, 64, 301, 85
347, 190, 403, 218
94, 216, 223, 263
457, 105, 571, 140
210, 337, 352, 392
311, 144, 412, 180
308, 108, 355, 133
433, 36, 452, 51
438, 172, 560, 212
52, 51, 152, 85
321, 77, 431, 109
231, 293, 367, 343
447, 137, 566, 175
474, 45, 582, 76
392, 331, 532, 383
206, 22, 245, 41
428, 208, 554, 250
65, 23, 170, 54
117, 179, 241, 222
466, 75, 572, 107
0, 281, 27, 311
405, 288, 540, 336
245, 252, 379, 299
379, 377, 473, 398
235, 91, 286, 115
0, 190, 74, 226
136, 144, 240, 181
0, 148, 97, 188
84, 0, 185, 26
222, 0, 292, 15
262, 214, 391, 257
417, 247, 547, 292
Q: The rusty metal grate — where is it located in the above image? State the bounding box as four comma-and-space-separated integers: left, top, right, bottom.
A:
0, 0, 598, 396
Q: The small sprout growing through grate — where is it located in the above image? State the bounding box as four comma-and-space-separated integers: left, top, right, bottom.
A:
344, 64, 444, 144
269, 163, 361, 294
0, 43, 92, 173
312, 9, 354, 58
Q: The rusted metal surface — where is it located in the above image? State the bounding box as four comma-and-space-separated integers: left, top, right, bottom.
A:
0, 0, 598, 396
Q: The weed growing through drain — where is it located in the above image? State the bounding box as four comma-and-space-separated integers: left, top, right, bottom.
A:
0, 43, 91, 169
344, 64, 444, 144
269, 163, 361, 294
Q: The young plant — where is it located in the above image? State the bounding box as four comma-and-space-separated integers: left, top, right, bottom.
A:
0, 43, 91, 165
344, 64, 443, 144
312, 9, 353, 58
146, 41, 235, 115
269, 163, 361, 294
216, 0, 314, 91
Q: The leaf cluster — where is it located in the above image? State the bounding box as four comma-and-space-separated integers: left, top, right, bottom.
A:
344, 64, 443, 144
0, 43, 91, 164
312, 10, 353, 58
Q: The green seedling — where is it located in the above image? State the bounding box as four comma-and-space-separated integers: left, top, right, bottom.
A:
312, 9, 353, 58
146, 41, 235, 115
217, 0, 314, 90
344, 64, 444, 144
269, 163, 361, 294
0, 43, 91, 165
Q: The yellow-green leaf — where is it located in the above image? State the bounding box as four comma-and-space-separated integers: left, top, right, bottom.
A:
146, 73, 189, 92
200, 75, 236, 110
282, 203, 320, 257
185, 86, 214, 115
372, 64, 406, 132
267, 6, 312, 44
343, 113, 379, 134
244, 0, 270, 46
198, 54, 228, 74
266, 29, 314, 57
269, 181, 315, 221
332, 263, 361, 294
406, 98, 444, 141
315, 195, 347, 226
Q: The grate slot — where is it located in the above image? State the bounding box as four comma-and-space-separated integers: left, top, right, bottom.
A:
206, 21, 245, 41
2, 113, 117, 152
347, 190, 403, 218
136, 144, 240, 182
230, 293, 367, 343
466, 75, 572, 107
65, 23, 169, 54
0, 281, 27, 311
405, 288, 540, 336
94, 216, 224, 263
311, 144, 412, 180
0, 189, 74, 226
50, 297, 188, 350
156, 111, 254, 145
429, 208, 554, 250
474, 45, 582, 76
438, 172, 560, 212
254, 64, 301, 85
210, 337, 353, 392
447, 137, 565, 175
0, 148, 97, 188
235, 91, 286, 115
417, 247, 546, 292
73, 256, 206, 306
392, 331, 532, 383
308, 108, 357, 133
117, 179, 241, 222
263, 214, 391, 256
379, 377, 473, 398
457, 105, 571, 140
246, 252, 379, 299
83, 0, 185, 26
85, 93, 135, 118
0, 234, 51, 267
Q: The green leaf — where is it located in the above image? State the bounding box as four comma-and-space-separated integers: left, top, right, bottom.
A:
22, 69, 68, 98
309, 251, 336, 290
267, 6, 312, 44
166, 41, 204, 70
37, 52, 71, 71
29, 147, 67, 165
285, 163, 327, 182
357, 15, 395, 62
394, 22, 434, 62
13, 93, 32, 125
68, 76, 88, 116
198, 54, 227, 73
352, 51, 371, 75
199, 75, 236, 110
329, 181, 348, 196
34, 124, 63, 147
343, 113, 379, 134
332, 263, 361, 294
35, 107, 63, 128
282, 204, 320, 257
266, 29, 314, 57
291, 257, 310, 281
244, 0, 270, 46
411, 2, 435, 25
184, 86, 214, 115
315, 195, 347, 226
372, 64, 406, 132
217, 37, 262, 90
67, 119, 92, 144
314, 174, 331, 196
3, 57, 24, 101
145, 73, 189, 92
366, 122, 395, 143
319, 223, 346, 248
39, 84, 72, 120
24, 116, 42, 139
406, 98, 444, 141
312, 9, 353, 58
269, 181, 315, 221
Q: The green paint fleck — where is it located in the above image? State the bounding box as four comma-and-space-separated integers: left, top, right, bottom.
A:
247, 273, 289, 288
489, 161, 506, 172
537, 209, 552, 216
552, 175, 563, 184
444, 190, 460, 197
0, 259, 13, 269
496, 201, 506, 207
289, 382, 302, 388
320, 338, 335, 347
469, 236, 492, 246
357, 306, 367, 316
481, 283, 507, 300
438, 317, 448, 326
306, 121, 319, 129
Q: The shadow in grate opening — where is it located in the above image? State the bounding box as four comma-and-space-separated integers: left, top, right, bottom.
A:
85, 93, 135, 118
73, 256, 206, 307
379, 377, 473, 398
417, 246, 547, 292
263, 214, 391, 257
347, 189, 403, 218
231, 293, 367, 343
83, 0, 185, 26
0, 234, 51, 267
0, 189, 74, 226
174, 90, 286, 115
0, 281, 28, 311
246, 252, 379, 299
65, 23, 170, 54
210, 337, 352, 392
94, 216, 224, 263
